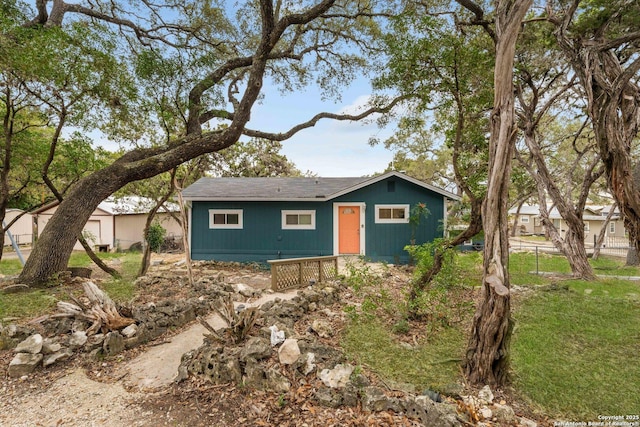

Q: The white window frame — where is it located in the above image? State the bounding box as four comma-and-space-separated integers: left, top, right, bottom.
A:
584, 221, 590, 232
208, 209, 243, 229
609, 222, 615, 234
375, 204, 410, 224
520, 216, 530, 224
281, 210, 316, 230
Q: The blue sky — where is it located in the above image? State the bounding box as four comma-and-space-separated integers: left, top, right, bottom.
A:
246, 78, 397, 177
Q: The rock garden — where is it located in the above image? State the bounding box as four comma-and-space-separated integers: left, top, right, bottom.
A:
1, 255, 544, 426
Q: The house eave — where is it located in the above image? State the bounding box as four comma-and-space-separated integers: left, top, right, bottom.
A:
325, 171, 461, 201
182, 196, 329, 202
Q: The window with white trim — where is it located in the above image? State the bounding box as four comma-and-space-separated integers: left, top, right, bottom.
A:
282, 210, 315, 230
375, 204, 409, 223
520, 216, 530, 223
584, 221, 590, 232
609, 222, 615, 234
209, 209, 243, 229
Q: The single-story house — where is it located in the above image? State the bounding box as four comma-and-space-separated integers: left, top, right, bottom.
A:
181, 171, 460, 264
33, 197, 182, 251
509, 204, 626, 242
3, 209, 33, 246
102, 197, 183, 251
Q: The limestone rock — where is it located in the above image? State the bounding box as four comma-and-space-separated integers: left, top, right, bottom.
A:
243, 358, 266, 388
68, 331, 88, 349
43, 349, 73, 367
241, 337, 271, 361
480, 407, 493, 420
301, 352, 316, 375
86, 333, 106, 351
234, 283, 257, 298
319, 363, 354, 388
8, 353, 43, 377
519, 416, 538, 427
103, 331, 125, 356
314, 387, 343, 408
41, 339, 62, 355
493, 403, 516, 424
14, 334, 43, 354
311, 319, 333, 338
410, 396, 462, 427
361, 386, 401, 412
278, 338, 300, 365
5, 323, 33, 339
478, 385, 494, 404
121, 324, 138, 338
265, 366, 290, 392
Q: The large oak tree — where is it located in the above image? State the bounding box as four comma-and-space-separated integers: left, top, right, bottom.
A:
10, 0, 404, 285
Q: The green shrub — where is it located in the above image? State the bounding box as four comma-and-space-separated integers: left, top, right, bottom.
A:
146, 222, 166, 253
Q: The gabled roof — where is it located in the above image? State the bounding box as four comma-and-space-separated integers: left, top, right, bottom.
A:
181, 171, 460, 202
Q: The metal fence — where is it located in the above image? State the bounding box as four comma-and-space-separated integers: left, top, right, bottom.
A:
508, 239, 633, 276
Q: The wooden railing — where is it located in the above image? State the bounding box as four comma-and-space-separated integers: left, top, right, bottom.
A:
267, 256, 339, 291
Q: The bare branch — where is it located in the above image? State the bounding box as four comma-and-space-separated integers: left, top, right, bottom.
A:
242, 95, 411, 141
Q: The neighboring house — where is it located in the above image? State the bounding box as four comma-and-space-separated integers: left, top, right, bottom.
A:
509, 205, 541, 235
509, 204, 626, 242
102, 197, 183, 251
3, 209, 33, 246
33, 197, 182, 251
181, 171, 460, 264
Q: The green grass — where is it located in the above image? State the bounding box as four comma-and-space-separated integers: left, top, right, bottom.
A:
0, 251, 142, 319
342, 319, 465, 393
0, 257, 24, 276
343, 251, 640, 419
511, 281, 640, 419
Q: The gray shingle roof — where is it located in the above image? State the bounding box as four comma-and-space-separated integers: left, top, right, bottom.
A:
181, 177, 368, 200
181, 171, 461, 201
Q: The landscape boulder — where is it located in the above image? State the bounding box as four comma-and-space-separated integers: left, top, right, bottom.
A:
319, 363, 354, 388
14, 334, 43, 354
8, 353, 43, 377
278, 339, 300, 365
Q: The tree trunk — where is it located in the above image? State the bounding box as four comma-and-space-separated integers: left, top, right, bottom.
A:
592, 202, 617, 260
464, 0, 532, 387
553, 15, 640, 261
174, 178, 194, 287
516, 79, 600, 279
77, 233, 121, 279
139, 239, 152, 278
626, 238, 639, 266
510, 200, 525, 237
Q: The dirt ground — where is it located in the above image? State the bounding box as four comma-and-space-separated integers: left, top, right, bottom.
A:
0, 254, 548, 427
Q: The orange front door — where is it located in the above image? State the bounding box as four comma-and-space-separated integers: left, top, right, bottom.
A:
338, 206, 360, 254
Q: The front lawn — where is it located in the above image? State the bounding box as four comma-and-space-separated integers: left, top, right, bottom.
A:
342, 252, 640, 420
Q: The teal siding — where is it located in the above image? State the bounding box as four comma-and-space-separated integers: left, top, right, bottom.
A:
191, 201, 333, 262
190, 176, 447, 264
334, 176, 444, 263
